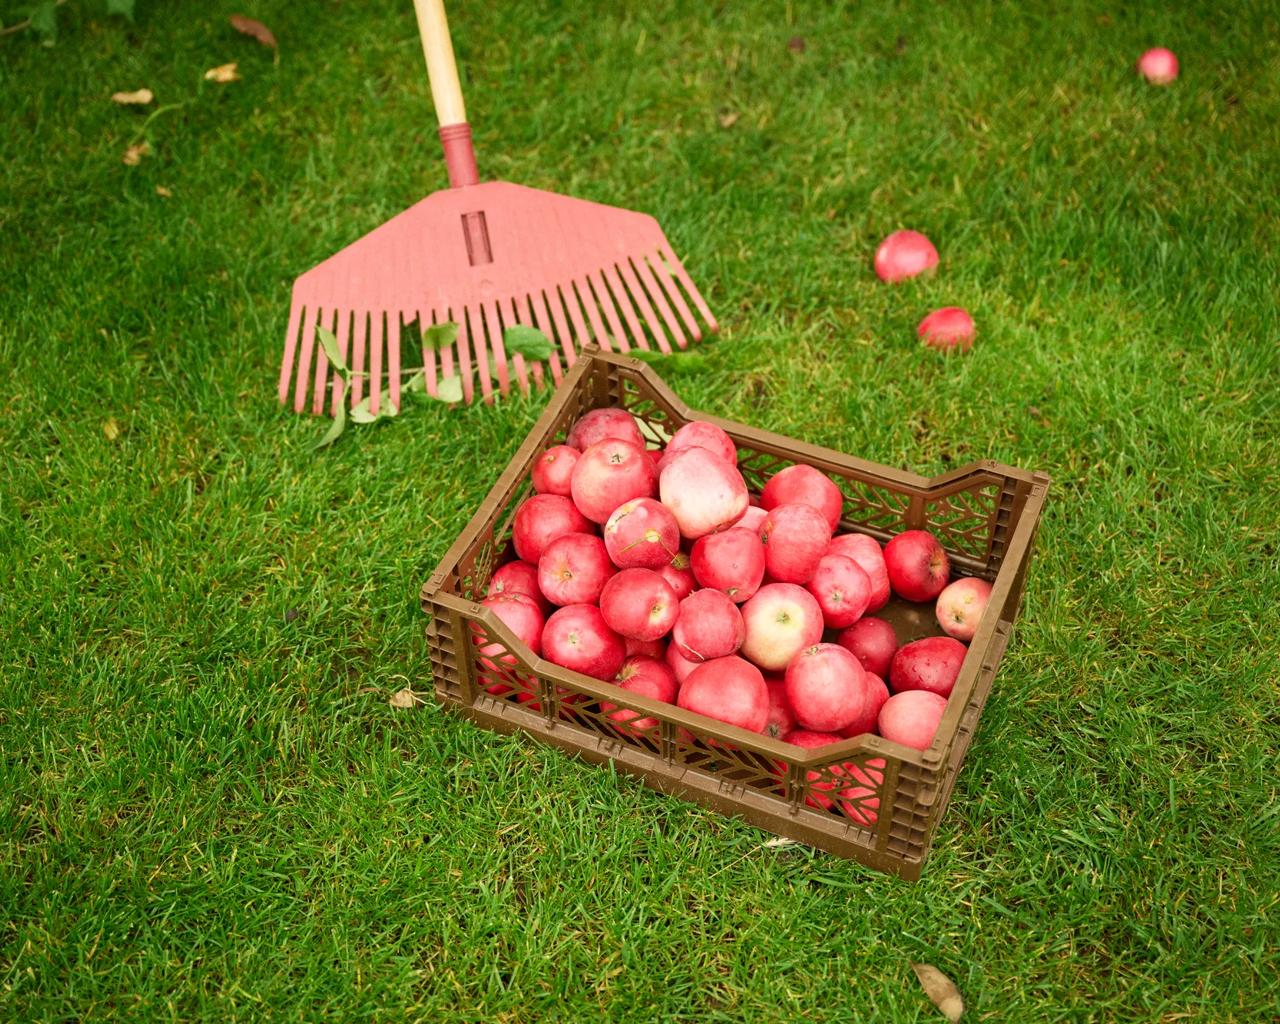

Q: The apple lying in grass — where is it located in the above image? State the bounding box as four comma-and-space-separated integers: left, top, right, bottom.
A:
826, 533, 891, 611
883, 529, 950, 602
566, 407, 644, 451
918, 307, 975, 353
601, 656, 678, 736
570, 438, 657, 524
538, 533, 615, 607
604, 497, 680, 570
599, 568, 679, 641
672, 588, 745, 662
890, 636, 967, 698
874, 229, 938, 283
691, 527, 766, 603
661, 420, 737, 468
657, 551, 696, 601
936, 577, 993, 642
659, 447, 749, 539
512, 494, 592, 563
541, 604, 625, 680
761, 464, 844, 532
785, 642, 869, 733
677, 655, 769, 734
878, 690, 947, 750
759, 503, 833, 584
531, 444, 580, 496
1137, 47, 1178, 85
836, 616, 898, 679
740, 583, 824, 671
806, 553, 872, 628
487, 560, 548, 613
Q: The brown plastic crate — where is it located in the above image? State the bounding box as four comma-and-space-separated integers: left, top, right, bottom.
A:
420, 350, 1049, 880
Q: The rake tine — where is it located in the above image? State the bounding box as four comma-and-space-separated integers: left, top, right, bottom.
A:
388, 311, 404, 412
618, 258, 673, 354
350, 310, 368, 407
645, 249, 702, 342
417, 306, 439, 398
659, 244, 718, 332
542, 287, 577, 368
601, 264, 652, 351
557, 282, 594, 360
527, 292, 564, 384
451, 307, 475, 404
293, 305, 321, 412
573, 276, 611, 352
465, 306, 494, 404
369, 310, 385, 415
279, 301, 304, 405
503, 296, 542, 392
482, 300, 511, 397
435, 307, 457, 395
631, 255, 687, 349
330, 308, 352, 416
311, 307, 338, 415
586, 269, 627, 352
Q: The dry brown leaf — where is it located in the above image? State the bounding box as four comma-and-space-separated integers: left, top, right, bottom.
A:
204, 62, 240, 83
122, 140, 151, 166
229, 14, 277, 49
389, 686, 418, 709
718, 109, 740, 129
111, 88, 154, 106
788, 35, 807, 53
155, 185, 172, 198
911, 963, 964, 1022
103, 418, 121, 442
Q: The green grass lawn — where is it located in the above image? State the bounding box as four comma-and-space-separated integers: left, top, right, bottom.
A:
3, 0, 1279, 1019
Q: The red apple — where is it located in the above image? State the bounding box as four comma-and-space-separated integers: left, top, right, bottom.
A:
659, 447, 749, 539
538, 534, 615, 607
566, 407, 644, 451
890, 636, 967, 698
827, 533, 891, 611
531, 444, 580, 496
1137, 47, 1178, 85
677, 655, 769, 733
740, 583, 825, 671
570, 438, 657, 524
760, 464, 844, 532
474, 592, 544, 700
599, 568, 679, 641
690, 527, 766, 603
806, 554, 872, 628
486, 560, 548, 613
665, 640, 701, 684
841, 757, 885, 825
838, 672, 889, 739
511, 494, 593, 564
785, 643, 870, 733
874, 229, 938, 283
836, 616, 898, 679
600, 656, 678, 735
541, 604, 625, 680
662, 420, 738, 468
603, 497, 680, 570
883, 529, 950, 602
935, 577, 993, 642
657, 551, 696, 601
778, 731, 877, 824
763, 678, 796, 739
625, 636, 665, 660
879, 690, 947, 750
671, 589, 745, 662
734, 505, 769, 533
759, 503, 833, 584
918, 306, 975, 353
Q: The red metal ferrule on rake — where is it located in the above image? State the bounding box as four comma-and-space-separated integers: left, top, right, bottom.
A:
279, 0, 719, 415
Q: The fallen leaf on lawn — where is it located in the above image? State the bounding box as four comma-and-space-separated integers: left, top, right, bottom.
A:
102, 418, 121, 441
389, 686, 419, 709
111, 88, 154, 106
788, 35, 806, 53
229, 14, 277, 50
762, 836, 797, 849
718, 109, 740, 128
204, 62, 240, 83
155, 185, 172, 197
122, 141, 151, 165
911, 963, 964, 1023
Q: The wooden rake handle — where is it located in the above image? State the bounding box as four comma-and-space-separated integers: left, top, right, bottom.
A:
412, 0, 478, 187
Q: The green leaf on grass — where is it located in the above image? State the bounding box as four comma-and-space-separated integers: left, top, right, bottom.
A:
503, 324, 554, 361
28, 1, 58, 43
423, 322, 458, 351
403, 369, 427, 393
311, 400, 347, 451
349, 398, 377, 424
105, 0, 136, 22
436, 375, 464, 403
316, 325, 349, 379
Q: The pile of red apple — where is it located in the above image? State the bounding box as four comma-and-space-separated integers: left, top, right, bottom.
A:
476, 407, 993, 824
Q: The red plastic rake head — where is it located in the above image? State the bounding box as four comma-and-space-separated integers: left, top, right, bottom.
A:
279, 1, 718, 415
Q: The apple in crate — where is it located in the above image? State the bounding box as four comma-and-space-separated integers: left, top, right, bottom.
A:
677, 655, 769, 733
761, 464, 844, 532
827, 533, 891, 611
666, 641, 701, 685
541, 604, 625, 681
935, 577, 993, 642
672, 589, 745, 662
734, 505, 769, 533
763, 677, 795, 739
531, 445, 580, 496
883, 529, 950, 602
785, 642, 872, 733
890, 636, 967, 699
487, 560, 548, 613
740, 583, 824, 671
566, 407, 644, 451
779, 732, 882, 824
659, 447, 749, 539
841, 758, 885, 826
878, 690, 947, 751
512, 494, 593, 564
660, 420, 738, 469
657, 552, 696, 601
806, 553, 872, 628
604, 497, 680, 570
625, 636, 665, 659
570, 438, 657, 524
691, 527, 766, 603
599, 568, 679, 642
474, 592, 544, 700
601, 656, 678, 736
759, 503, 833, 584
839, 672, 889, 739
836, 616, 898, 679
538, 534, 616, 606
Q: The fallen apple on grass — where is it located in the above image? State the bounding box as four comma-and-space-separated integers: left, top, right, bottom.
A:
874, 229, 938, 283
918, 307, 975, 352
1137, 47, 1178, 84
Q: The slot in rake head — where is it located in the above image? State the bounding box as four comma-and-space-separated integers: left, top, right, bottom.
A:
280, 181, 718, 415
